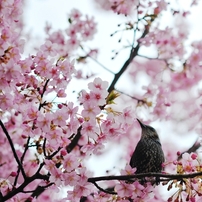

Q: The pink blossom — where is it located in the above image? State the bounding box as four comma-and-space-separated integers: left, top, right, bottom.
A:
67, 36, 80, 50
36, 113, 52, 132
63, 153, 80, 172
18, 57, 33, 73
0, 93, 13, 110
180, 153, 199, 173
79, 90, 91, 103
46, 127, 63, 147
3, 59, 21, 81
101, 118, 121, 138
81, 101, 101, 118
81, 120, 99, 140
40, 40, 58, 57
108, 0, 138, 15
66, 26, 77, 37
63, 171, 79, 186
53, 109, 69, 126
35, 60, 52, 78
89, 90, 107, 106
88, 77, 108, 92
81, 16, 97, 41
66, 117, 80, 136
34, 51, 47, 64
49, 167, 63, 186
27, 106, 39, 120
121, 164, 137, 175
131, 181, 145, 199
57, 89, 67, 98
115, 181, 133, 197
66, 102, 78, 117
69, 8, 82, 21
57, 59, 76, 77
119, 106, 134, 125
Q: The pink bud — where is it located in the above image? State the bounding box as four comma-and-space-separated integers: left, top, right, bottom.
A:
154, 7, 160, 15
10, 171, 17, 177
78, 117, 84, 123
21, 134, 27, 139
191, 153, 197, 160
190, 197, 196, 202
61, 149, 67, 156
58, 104, 63, 109
177, 151, 181, 156
16, 82, 23, 87
173, 160, 177, 165
26, 197, 33, 201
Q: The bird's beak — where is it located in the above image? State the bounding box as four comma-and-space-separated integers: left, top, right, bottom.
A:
137, 119, 146, 128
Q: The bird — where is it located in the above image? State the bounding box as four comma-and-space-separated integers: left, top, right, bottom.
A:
130, 119, 165, 174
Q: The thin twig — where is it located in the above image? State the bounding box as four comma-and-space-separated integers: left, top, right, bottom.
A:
115, 88, 146, 103
46, 146, 62, 160
91, 181, 116, 195
108, 27, 150, 93
80, 46, 115, 75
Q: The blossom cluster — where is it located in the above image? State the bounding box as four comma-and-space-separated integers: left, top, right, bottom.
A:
163, 152, 202, 202
94, 0, 167, 15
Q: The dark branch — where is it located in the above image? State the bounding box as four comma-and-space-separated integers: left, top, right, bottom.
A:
14, 137, 30, 187
0, 119, 26, 180
91, 181, 116, 195
43, 138, 47, 157
66, 126, 82, 153
88, 172, 202, 183
2, 173, 49, 201
24, 183, 54, 201
38, 79, 50, 111
46, 146, 62, 160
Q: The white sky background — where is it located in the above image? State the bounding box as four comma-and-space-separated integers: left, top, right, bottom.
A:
23, 0, 202, 193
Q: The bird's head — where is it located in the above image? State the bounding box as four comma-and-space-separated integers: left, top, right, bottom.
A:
137, 119, 160, 140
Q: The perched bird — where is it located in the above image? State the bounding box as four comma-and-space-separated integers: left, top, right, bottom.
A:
130, 119, 165, 174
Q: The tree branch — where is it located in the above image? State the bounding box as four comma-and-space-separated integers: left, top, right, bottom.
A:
24, 183, 54, 201
0, 119, 27, 180
66, 126, 82, 153
87, 171, 202, 194
38, 79, 50, 111
88, 172, 202, 183
2, 172, 49, 201
91, 181, 116, 195
14, 137, 31, 187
